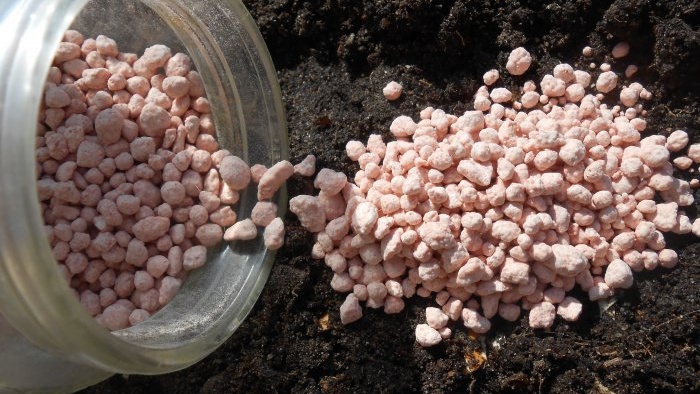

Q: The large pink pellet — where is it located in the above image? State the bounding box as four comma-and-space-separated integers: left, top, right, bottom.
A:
293, 154, 316, 177
183, 245, 207, 271
218, 155, 251, 191
557, 297, 582, 321
129, 309, 150, 326
160, 181, 186, 205
138, 103, 170, 137
415, 324, 442, 347
94, 108, 124, 145
251, 201, 278, 227
158, 276, 182, 305
132, 216, 170, 242
289, 195, 326, 232
529, 302, 556, 329
314, 168, 347, 196
102, 303, 131, 330
263, 218, 285, 250
223, 219, 257, 242
258, 160, 294, 200
339, 294, 363, 324
195, 223, 223, 247
506, 47, 532, 75
382, 81, 402, 101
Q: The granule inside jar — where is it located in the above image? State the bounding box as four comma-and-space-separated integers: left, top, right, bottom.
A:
36, 30, 259, 330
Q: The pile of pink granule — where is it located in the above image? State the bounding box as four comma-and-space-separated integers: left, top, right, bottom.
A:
290, 45, 700, 347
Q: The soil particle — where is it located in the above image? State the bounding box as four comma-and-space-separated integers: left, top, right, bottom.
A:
83, 0, 698, 393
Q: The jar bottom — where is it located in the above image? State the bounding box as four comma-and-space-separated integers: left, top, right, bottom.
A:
0, 312, 112, 393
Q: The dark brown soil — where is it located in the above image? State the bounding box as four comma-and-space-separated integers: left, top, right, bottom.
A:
83, 0, 699, 393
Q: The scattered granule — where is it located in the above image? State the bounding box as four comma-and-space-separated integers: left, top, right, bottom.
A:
612, 42, 630, 58
287, 43, 698, 347
263, 218, 285, 250
506, 47, 532, 75
382, 81, 403, 101
693, 219, 700, 237
223, 219, 257, 241
339, 293, 363, 324
666, 130, 689, 152
415, 324, 442, 347
556, 296, 582, 321
529, 302, 556, 329
289, 195, 326, 232
258, 160, 294, 200
293, 154, 316, 176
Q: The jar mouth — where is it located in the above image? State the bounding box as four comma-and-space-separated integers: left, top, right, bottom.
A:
0, 0, 286, 375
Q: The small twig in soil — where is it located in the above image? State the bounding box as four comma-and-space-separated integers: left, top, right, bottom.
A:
455, 31, 466, 46
644, 309, 700, 333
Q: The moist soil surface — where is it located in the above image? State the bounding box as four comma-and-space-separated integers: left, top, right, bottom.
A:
83, 1, 699, 393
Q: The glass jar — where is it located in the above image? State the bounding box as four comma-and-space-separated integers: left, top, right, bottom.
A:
0, 0, 286, 392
